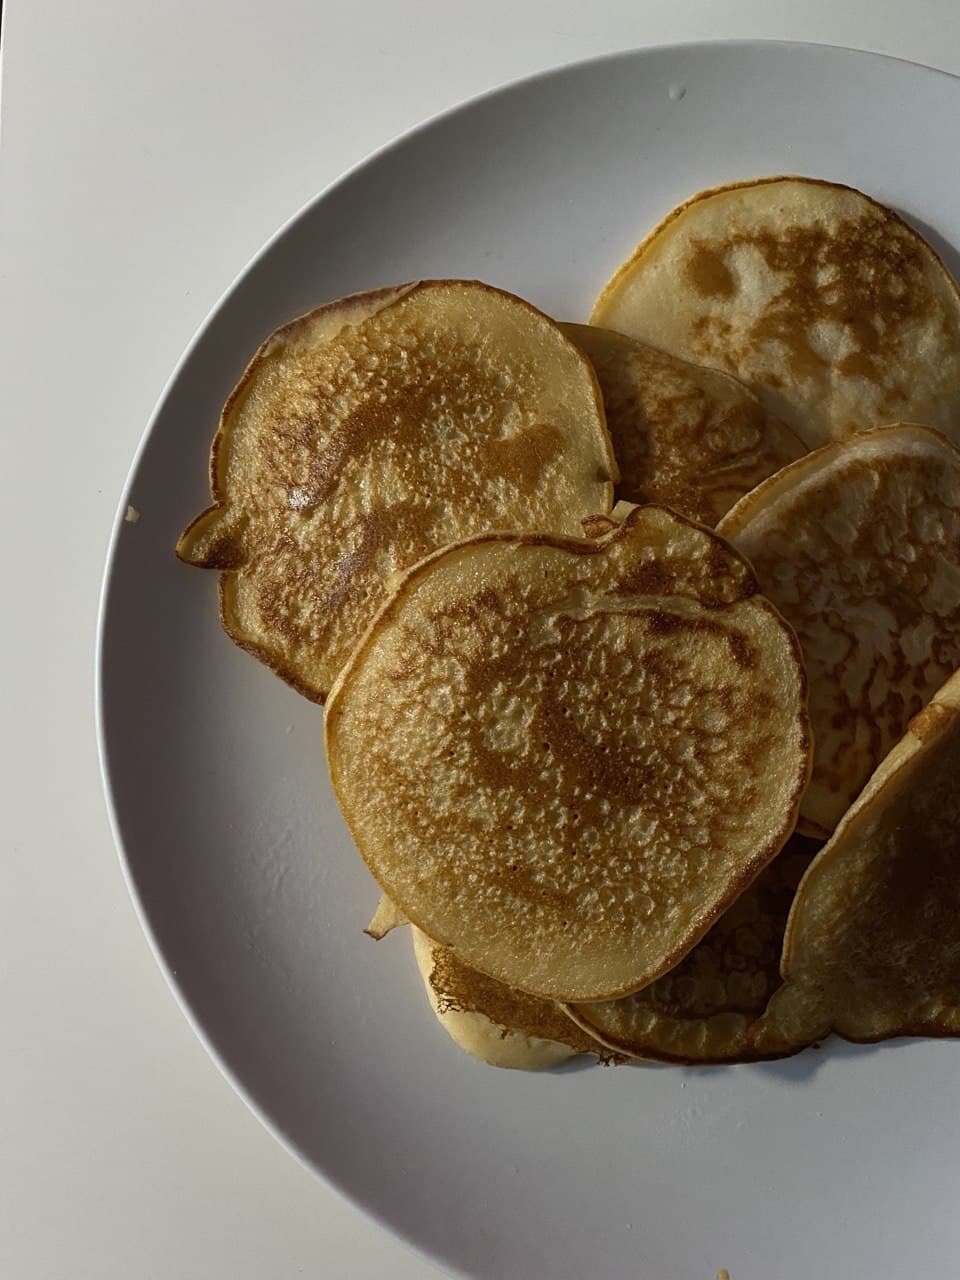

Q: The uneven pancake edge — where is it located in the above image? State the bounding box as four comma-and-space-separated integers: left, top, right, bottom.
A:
562, 320, 773, 406
178, 277, 618, 552
565, 319, 805, 430
561, 321, 808, 526
411, 927, 615, 1068
717, 422, 960, 835
716, 422, 960, 540
783, 675, 960, 983
364, 893, 409, 940
325, 507, 812, 1002
370, 901, 619, 1066
326, 504, 762, 704
769, 673, 960, 1048
560, 1001, 808, 1066
562, 836, 822, 1064
176, 279, 619, 703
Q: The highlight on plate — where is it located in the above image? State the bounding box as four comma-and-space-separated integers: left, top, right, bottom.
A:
178, 175, 960, 1070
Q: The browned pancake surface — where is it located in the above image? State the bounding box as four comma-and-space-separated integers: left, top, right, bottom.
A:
719, 424, 960, 833
564, 323, 804, 525
327, 506, 810, 1001
593, 177, 960, 449
758, 672, 960, 1051
566, 837, 819, 1063
179, 281, 616, 700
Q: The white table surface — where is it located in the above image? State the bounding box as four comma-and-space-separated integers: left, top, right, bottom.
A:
4, 2, 960, 1276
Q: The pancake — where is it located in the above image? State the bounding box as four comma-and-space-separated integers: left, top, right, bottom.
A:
562, 323, 804, 526
177, 281, 617, 701
326, 504, 811, 1002
367, 898, 612, 1067
565, 836, 820, 1064
718, 424, 960, 835
592, 177, 960, 450
757, 671, 960, 1052
364, 894, 408, 940
411, 927, 609, 1070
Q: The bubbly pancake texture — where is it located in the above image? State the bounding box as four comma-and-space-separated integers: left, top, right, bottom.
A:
411, 927, 606, 1070
563, 323, 804, 525
177, 281, 616, 701
719, 424, 960, 835
757, 671, 960, 1051
326, 506, 810, 1002
566, 836, 820, 1063
592, 177, 960, 450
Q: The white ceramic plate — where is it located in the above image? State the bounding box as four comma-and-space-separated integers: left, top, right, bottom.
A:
98, 42, 960, 1279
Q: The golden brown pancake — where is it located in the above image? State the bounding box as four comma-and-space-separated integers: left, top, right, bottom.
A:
365, 898, 608, 1067
562, 323, 804, 526
718, 423, 960, 835
326, 504, 810, 1002
410, 927, 609, 1070
756, 671, 960, 1052
177, 281, 617, 701
592, 177, 960, 450
565, 836, 820, 1064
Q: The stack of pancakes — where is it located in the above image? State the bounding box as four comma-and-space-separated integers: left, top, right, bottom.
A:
179, 177, 960, 1069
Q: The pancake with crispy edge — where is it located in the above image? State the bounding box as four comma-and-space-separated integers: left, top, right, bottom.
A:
562, 322, 804, 526
365, 897, 613, 1068
754, 670, 960, 1053
718, 423, 960, 835
592, 177, 960, 450
410, 926, 614, 1070
177, 280, 617, 701
564, 836, 820, 1064
326, 503, 810, 1002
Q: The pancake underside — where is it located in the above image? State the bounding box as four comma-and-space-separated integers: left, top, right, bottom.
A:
415, 928, 607, 1062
